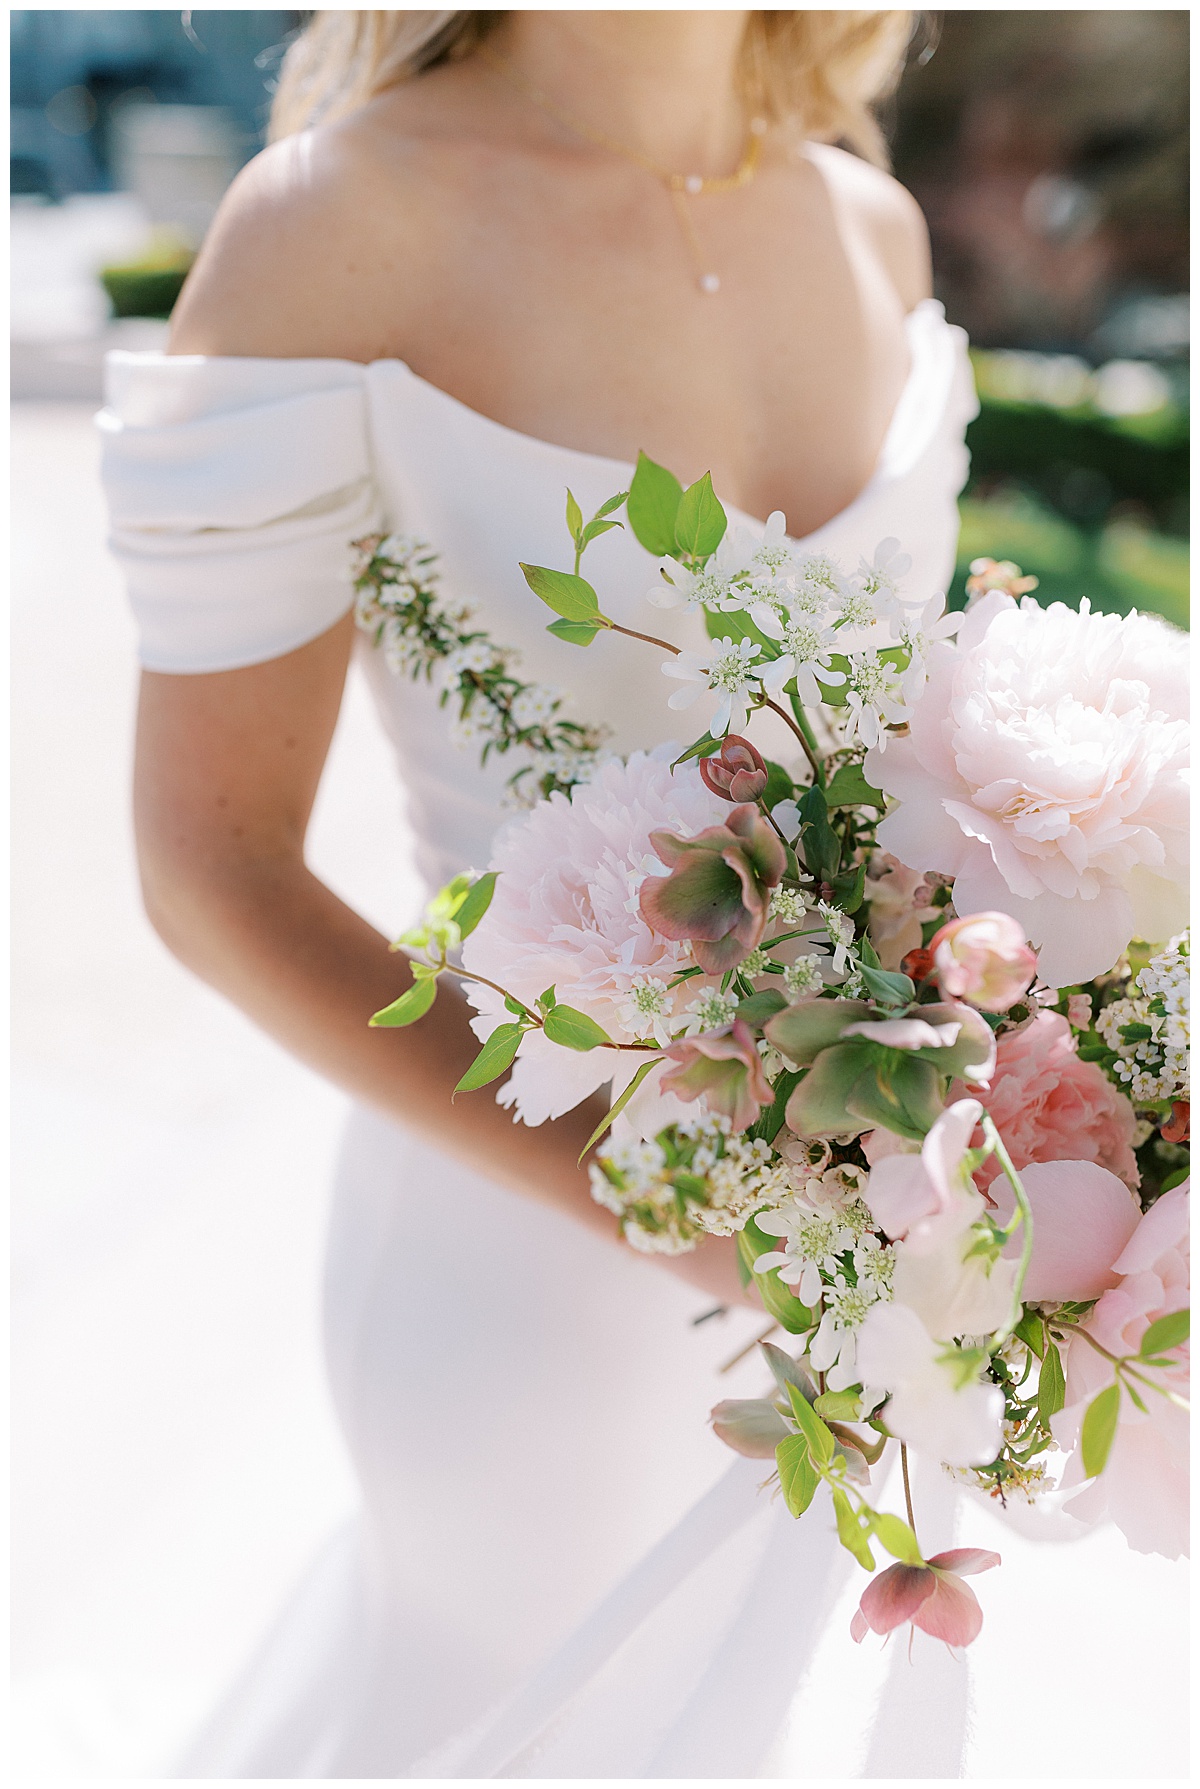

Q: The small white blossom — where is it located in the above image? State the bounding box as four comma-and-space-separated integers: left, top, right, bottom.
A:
683, 989, 740, 1034
510, 684, 561, 730
783, 954, 825, 997
843, 650, 908, 750
662, 636, 763, 735
759, 615, 846, 706
616, 975, 676, 1047
1096, 932, 1190, 1103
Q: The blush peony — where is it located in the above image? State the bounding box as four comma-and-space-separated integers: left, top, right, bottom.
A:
961, 1010, 1139, 1197
866, 593, 1189, 987
461, 750, 727, 1133
1052, 1184, 1189, 1559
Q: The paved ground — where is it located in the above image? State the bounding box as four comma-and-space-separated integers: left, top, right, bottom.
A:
11, 401, 420, 1776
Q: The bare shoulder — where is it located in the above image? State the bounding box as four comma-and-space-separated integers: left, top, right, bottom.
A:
167, 100, 441, 360
804, 142, 932, 313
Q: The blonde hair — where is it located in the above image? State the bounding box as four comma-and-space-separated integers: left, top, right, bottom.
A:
270, 11, 916, 165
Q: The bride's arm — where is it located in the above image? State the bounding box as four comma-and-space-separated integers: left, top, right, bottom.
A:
134, 620, 750, 1306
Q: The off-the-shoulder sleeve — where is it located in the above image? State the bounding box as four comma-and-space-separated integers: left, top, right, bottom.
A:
98, 353, 383, 673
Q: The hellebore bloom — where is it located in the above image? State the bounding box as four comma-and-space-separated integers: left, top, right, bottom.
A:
659, 1018, 774, 1130
699, 734, 769, 803
710, 1397, 790, 1458
639, 803, 787, 974
851, 1549, 1001, 1648
930, 911, 1038, 1013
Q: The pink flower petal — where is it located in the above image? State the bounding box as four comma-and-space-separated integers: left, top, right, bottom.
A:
913, 1571, 984, 1647
857, 1563, 936, 1635
927, 1548, 1001, 1577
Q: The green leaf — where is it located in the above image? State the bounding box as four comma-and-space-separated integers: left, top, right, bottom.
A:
797, 785, 840, 882
520, 563, 602, 622
735, 989, 788, 1029
454, 871, 498, 941
869, 1511, 924, 1566
369, 974, 438, 1028
592, 489, 630, 520
1037, 1341, 1066, 1423
831, 860, 867, 915
672, 731, 724, 767
579, 517, 623, 548
626, 451, 684, 556
785, 1382, 836, 1464
565, 488, 583, 543
542, 1004, 613, 1051
737, 1222, 815, 1334
750, 1067, 802, 1146
1080, 1382, 1121, 1478
845, 1052, 945, 1144
1139, 1310, 1189, 1357
824, 762, 886, 809
1014, 1311, 1047, 1359
832, 1488, 875, 1570
547, 617, 603, 647
578, 1057, 660, 1160
814, 1388, 863, 1422
859, 965, 916, 1008
538, 985, 557, 1011
776, 1433, 821, 1517
762, 759, 795, 810
674, 471, 727, 560
455, 1022, 524, 1092
858, 934, 882, 970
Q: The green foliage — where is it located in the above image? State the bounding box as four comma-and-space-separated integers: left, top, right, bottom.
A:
454, 872, 498, 941
1139, 1309, 1189, 1357
1036, 1341, 1066, 1424
737, 1217, 814, 1334
776, 1433, 821, 1516
578, 1057, 660, 1159
762, 759, 796, 809
455, 1022, 525, 1092
369, 975, 438, 1028
858, 965, 916, 1008
868, 1511, 924, 1566
824, 762, 886, 810
785, 1382, 836, 1464
1081, 1382, 1121, 1478
796, 785, 840, 881
520, 563, 606, 623
542, 1005, 613, 1050
832, 1488, 876, 1570
674, 471, 727, 559
547, 617, 603, 647
814, 1388, 864, 1421
626, 452, 684, 556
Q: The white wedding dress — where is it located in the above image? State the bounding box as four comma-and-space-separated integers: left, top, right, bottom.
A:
99, 302, 1187, 1780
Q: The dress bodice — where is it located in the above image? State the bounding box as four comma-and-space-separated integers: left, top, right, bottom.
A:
99, 299, 977, 890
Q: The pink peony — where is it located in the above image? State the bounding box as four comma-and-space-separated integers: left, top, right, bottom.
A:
962, 1010, 1139, 1197
659, 1019, 774, 1131
461, 750, 727, 1131
991, 1160, 1142, 1303
931, 910, 1037, 1012
866, 593, 1189, 987
851, 1549, 1001, 1649
1052, 1185, 1189, 1559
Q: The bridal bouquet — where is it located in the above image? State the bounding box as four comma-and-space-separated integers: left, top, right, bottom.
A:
354, 452, 1189, 1649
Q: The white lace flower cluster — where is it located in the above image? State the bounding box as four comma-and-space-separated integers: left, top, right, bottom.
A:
753, 1158, 896, 1391
1096, 931, 1190, 1104
648, 519, 956, 749
353, 532, 609, 803
590, 1117, 791, 1254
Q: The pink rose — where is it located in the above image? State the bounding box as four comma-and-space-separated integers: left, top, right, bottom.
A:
931, 910, 1037, 1013
1052, 1185, 1189, 1559
960, 1011, 1139, 1197
659, 1018, 774, 1131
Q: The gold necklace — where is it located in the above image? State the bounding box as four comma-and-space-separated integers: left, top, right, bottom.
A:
479, 45, 765, 295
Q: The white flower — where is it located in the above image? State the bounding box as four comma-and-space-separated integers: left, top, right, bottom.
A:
810, 1274, 889, 1391
616, 974, 675, 1047
855, 1301, 1005, 1467
769, 887, 809, 923
783, 954, 825, 996
895, 594, 961, 700
662, 635, 762, 736
758, 615, 846, 706
867, 594, 1190, 987
510, 684, 561, 730
856, 537, 915, 626
842, 650, 908, 750
817, 902, 856, 974
682, 989, 739, 1034
1096, 930, 1190, 1102
647, 560, 738, 613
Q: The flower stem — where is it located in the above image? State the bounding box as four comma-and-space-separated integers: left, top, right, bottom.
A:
759, 696, 823, 782
434, 958, 659, 1051
900, 1442, 918, 1538
788, 699, 827, 787
982, 1113, 1034, 1349
608, 621, 681, 656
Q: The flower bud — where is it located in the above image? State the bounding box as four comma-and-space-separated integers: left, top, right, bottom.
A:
930, 911, 1037, 1013
699, 734, 769, 803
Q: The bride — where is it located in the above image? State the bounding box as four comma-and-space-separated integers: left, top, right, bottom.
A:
99, 9, 1056, 1777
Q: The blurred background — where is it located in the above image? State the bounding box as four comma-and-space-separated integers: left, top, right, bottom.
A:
11, 10, 1191, 1780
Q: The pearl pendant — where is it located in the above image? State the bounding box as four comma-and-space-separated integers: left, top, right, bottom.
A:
699, 272, 721, 294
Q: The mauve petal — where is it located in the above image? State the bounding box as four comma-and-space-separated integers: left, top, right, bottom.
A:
850, 1607, 871, 1644
1111, 1185, 1189, 1276
927, 1548, 1001, 1577
913, 1571, 984, 1647
858, 1563, 936, 1635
